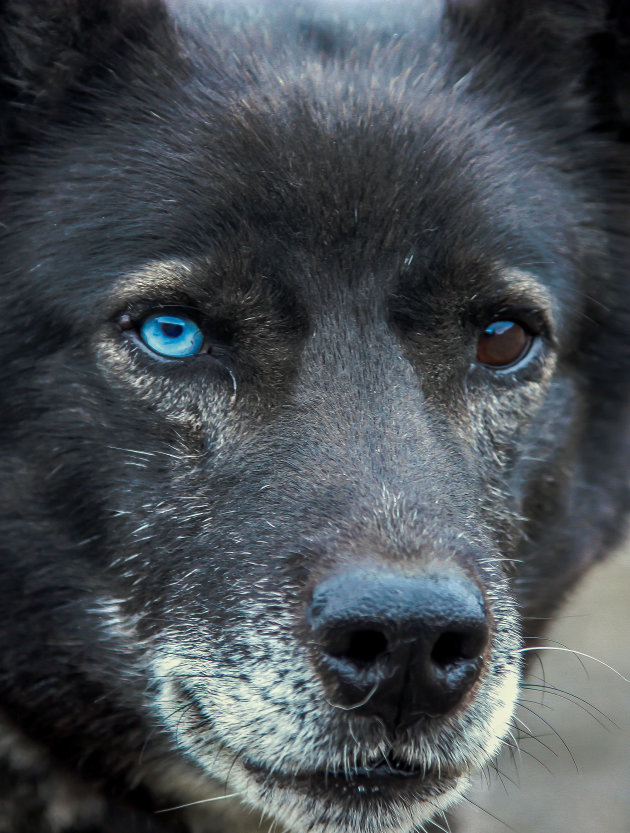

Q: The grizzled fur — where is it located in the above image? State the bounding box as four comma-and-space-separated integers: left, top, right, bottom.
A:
1, 1, 629, 832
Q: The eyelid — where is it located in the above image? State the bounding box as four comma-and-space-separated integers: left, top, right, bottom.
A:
118, 300, 201, 325
106, 259, 198, 317
473, 306, 551, 343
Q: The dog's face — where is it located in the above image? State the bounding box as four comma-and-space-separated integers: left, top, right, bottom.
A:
1, 2, 629, 832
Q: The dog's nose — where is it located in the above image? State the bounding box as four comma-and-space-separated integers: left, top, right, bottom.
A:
307, 567, 489, 731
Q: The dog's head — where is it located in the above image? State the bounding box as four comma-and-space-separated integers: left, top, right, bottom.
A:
1, 1, 629, 831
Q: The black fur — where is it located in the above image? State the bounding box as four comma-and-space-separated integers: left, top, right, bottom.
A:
1, 2, 629, 832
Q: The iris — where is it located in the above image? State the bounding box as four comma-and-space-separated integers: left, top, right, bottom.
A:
139, 313, 204, 358
476, 320, 531, 368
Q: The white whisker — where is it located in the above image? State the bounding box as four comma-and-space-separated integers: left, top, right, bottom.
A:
518, 646, 630, 684
325, 682, 379, 711
155, 792, 241, 814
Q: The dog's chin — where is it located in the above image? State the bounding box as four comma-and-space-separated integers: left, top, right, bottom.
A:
240, 757, 466, 833
153, 670, 514, 833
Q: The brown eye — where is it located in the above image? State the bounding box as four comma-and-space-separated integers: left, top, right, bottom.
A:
476, 321, 532, 368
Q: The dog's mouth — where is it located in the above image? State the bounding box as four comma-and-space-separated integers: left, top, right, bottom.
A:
243, 750, 460, 801
172, 681, 464, 807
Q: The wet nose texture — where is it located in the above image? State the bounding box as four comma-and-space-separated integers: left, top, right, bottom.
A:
307, 568, 490, 732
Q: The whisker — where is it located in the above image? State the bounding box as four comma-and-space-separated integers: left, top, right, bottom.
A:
325, 681, 379, 711
517, 703, 578, 771
486, 756, 517, 792
518, 647, 630, 684
523, 636, 590, 676
501, 734, 553, 774
155, 792, 240, 814
522, 682, 617, 729
225, 749, 243, 793
423, 813, 450, 833
510, 716, 558, 758
461, 793, 519, 832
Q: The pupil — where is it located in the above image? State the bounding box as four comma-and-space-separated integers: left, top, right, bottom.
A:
161, 322, 184, 338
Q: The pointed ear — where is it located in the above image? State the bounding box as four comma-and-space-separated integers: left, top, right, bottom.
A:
0, 0, 172, 143
447, 0, 630, 140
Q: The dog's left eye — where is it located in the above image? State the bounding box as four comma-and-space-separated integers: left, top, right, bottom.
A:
139, 313, 204, 358
476, 320, 532, 369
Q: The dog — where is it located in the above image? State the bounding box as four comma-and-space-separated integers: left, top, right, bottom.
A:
1, 1, 629, 831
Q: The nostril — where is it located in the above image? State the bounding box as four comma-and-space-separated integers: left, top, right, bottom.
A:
344, 629, 388, 664
326, 628, 389, 664
431, 631, 463, 667
430, 628, 488, 668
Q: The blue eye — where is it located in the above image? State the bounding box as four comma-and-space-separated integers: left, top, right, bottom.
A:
139, 313, 204, 358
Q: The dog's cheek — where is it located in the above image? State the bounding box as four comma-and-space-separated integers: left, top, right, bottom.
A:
94, 334, 236, 439
465, 353, 560, 467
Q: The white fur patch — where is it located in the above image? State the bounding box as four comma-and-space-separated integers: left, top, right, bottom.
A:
147, 575, 521, 833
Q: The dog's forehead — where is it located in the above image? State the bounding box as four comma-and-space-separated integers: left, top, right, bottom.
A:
96, 96, 543, 277
4, 1, 586, 326
129, 79, 581, 295
104, 93, 569, 319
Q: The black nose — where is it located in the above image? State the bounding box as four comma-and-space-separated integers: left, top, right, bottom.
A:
307, 567, 489, 732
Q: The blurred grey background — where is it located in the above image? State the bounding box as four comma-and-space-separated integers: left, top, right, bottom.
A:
455, 541, 630, 833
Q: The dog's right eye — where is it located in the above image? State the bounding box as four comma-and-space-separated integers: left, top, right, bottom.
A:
138, 312, 204, 358
476, 320, 533, 369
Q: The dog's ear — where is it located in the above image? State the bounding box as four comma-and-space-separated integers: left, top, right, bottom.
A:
447, 0, 630, 140
0, 0, 173, 143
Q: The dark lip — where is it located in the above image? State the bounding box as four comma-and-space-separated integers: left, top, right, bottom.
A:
243, 754, 460, 800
